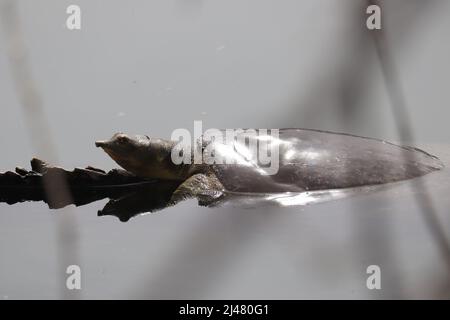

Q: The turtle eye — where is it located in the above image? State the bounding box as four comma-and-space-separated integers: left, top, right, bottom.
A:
117, 136, 127, 143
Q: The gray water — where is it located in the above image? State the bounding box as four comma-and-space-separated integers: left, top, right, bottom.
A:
1, 0, 450, 299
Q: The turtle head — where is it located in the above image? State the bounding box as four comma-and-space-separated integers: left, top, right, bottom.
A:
96, 133, 182, 180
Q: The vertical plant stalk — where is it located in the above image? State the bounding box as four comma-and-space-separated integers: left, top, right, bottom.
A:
368, 0, 450, 272
0, 0, 81, 299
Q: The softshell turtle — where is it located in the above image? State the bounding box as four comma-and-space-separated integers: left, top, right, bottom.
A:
95, 129, 444, 206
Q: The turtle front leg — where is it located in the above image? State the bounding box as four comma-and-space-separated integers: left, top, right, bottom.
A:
169, 173, 224, 207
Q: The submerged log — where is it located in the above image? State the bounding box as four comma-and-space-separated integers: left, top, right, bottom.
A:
0, 158, 181, 221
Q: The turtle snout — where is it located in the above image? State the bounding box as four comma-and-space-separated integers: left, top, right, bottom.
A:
95, 140, 107, 148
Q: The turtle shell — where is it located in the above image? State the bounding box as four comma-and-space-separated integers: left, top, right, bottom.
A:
199, 128, 443, 194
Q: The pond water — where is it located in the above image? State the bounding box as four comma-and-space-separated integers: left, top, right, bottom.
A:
1, 0, 449, 299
